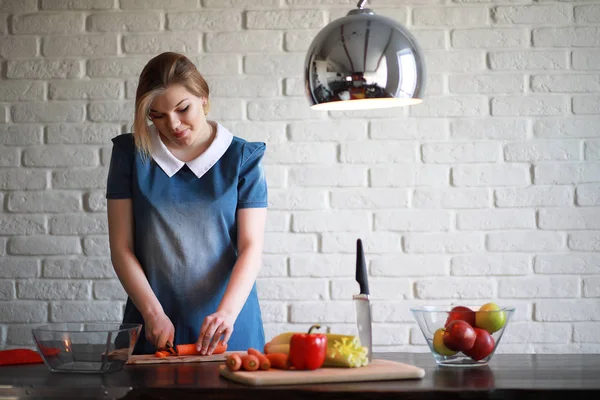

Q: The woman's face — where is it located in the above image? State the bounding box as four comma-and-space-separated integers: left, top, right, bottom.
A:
148, 84, 207, 148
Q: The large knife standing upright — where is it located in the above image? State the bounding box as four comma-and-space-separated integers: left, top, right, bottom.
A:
353, 239, 372, 361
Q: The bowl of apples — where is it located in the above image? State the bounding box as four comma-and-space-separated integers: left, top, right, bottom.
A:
411, 303, 514, 367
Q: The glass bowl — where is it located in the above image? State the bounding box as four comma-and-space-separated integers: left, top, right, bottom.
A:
32, 322, 141, 373
411, 305, 514, 367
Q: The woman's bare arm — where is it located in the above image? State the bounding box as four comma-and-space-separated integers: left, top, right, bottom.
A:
198, 207, 267, 354
107, 199, 173, 347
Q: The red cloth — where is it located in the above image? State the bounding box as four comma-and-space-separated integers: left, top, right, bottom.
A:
0, 349, 44, 365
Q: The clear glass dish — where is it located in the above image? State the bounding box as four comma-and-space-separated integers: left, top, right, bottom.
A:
411, 305, 514, 367
32, 322, 141, 373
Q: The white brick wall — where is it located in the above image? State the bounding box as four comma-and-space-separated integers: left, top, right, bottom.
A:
1, 0, 599, 354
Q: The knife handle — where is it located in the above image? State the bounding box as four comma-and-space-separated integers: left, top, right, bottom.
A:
356, 239, 370, 295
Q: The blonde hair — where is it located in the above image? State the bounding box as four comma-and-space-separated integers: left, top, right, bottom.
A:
133, 52, 210, 157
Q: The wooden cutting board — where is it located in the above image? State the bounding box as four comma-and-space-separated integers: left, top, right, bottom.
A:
218, 359, 425, 386
127, 351, 243, 365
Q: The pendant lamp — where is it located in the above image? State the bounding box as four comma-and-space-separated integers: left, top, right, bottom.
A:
304, 0, 425, 110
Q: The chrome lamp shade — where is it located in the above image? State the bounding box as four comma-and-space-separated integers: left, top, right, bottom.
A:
304, 5, 425, 111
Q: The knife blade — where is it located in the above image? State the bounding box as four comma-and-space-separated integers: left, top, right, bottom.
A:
165, 341, 178, 356
353, 238, 372, 361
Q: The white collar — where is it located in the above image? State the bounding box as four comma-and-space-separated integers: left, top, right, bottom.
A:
149, 123, 233, 178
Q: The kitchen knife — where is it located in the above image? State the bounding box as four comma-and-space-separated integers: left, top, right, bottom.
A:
354, 238, 372, 361
165, 341, 178, 355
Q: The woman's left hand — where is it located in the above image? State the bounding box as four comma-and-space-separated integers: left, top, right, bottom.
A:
196, 310, 235, 355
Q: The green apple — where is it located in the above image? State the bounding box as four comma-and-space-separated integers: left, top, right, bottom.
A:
432, 328, 457, 356
476, 302, 506, 333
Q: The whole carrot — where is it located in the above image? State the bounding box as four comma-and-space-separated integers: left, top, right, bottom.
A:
212, 342, 228, 354
247, 348, 262, 357
175, 344, 200, 355
247, 348, 271, 370
176, 342, 228, 356
226, 353, 242, 371
265, 353, 290, 370
241, 354, 260, 371
248, 347, 271, 371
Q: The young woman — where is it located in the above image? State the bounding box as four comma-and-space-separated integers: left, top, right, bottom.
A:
106, 52, 267, 355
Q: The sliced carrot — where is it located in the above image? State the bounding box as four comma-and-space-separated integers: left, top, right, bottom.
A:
226, 353, 242, 371
155, 351, 169, 358
265, 353, 289, 370
176, 342, 228, 356
241, 354, 260, 371
247, 348, 270, 370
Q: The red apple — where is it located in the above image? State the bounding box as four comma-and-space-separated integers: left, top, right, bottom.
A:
443, 320, 477, 352
464, 328, 495, 361
445, 306, 476, 327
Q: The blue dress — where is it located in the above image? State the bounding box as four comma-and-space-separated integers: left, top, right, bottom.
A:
106, 123, 267, 355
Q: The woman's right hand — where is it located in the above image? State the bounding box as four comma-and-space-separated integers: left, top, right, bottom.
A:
143, 311, 175, 350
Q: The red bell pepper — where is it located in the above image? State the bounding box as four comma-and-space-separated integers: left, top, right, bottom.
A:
289, 324, 327, 370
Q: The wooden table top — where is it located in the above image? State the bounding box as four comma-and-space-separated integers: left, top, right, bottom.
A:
1, 352, 599, 399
